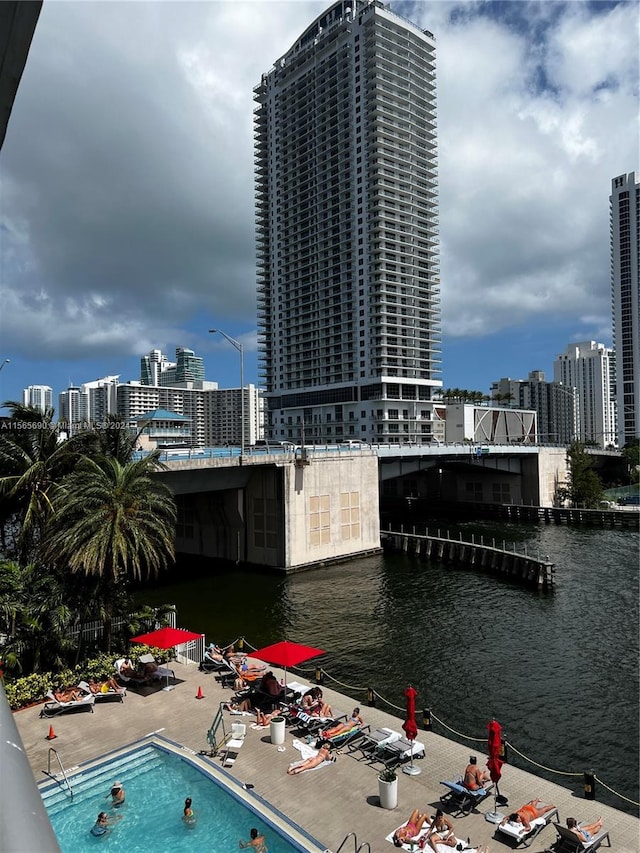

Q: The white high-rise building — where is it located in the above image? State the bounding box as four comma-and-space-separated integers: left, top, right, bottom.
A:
22, 384, 53, 413
254, 0, 441, 445
610, 172, 639, 448
553, 341, 616, 447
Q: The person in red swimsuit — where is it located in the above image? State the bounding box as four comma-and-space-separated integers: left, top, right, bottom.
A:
501, 799, 556, 832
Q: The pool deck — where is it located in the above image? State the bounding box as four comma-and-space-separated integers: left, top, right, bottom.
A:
14, 661, 639, 853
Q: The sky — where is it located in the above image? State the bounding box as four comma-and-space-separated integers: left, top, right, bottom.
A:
0, 0, 638, 412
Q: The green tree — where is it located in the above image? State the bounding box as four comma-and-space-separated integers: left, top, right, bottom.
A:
44, 454, 176, 651
558, 441, 604, 508
0, 402, 81, 560
0, 560, 74, 674
621, 439, 640, 484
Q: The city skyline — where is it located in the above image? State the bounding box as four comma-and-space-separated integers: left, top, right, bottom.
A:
0, 1, 637, 411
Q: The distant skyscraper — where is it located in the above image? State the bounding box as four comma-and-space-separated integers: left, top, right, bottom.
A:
141, 347, 205, 387
610, 172, 639, 448
254, 0, 441, 444
554, 341, 616, 447
58, 386, 87, 431
22, 384, 52, 413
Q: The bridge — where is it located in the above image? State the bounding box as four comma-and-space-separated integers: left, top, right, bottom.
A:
149, 443, 617, 573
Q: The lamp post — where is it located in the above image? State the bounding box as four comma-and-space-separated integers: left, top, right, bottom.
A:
209, 330, 244, 457
0, 359, 9, 372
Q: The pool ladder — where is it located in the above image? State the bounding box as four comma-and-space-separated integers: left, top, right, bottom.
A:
42, 747, 73, 799
335, 832, 371, 853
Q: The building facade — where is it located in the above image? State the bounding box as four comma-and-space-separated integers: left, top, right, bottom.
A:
254, 0, 441, 446
490, 371, 578, 445
553, 341, 616, 447
140, 347, 205, 387
117, 382, 262, 448
22, 384, 52, 413
610, 172, 639, 448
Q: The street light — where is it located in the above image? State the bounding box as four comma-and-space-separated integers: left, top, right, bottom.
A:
209, 329, 244, 457
0, 359, 9, 372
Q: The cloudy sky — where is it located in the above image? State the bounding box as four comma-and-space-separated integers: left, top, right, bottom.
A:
0, 0, 637, 410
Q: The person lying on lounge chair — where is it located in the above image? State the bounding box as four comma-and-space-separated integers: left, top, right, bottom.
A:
205, 643, 224, 663
286, 741, 335, 775
87, 677, 125, 695
322, 707, 363, 738
566, 816, 604, 843
392, 809, 430, 847
500, 799, 556, 832
54, 687, 83, 703
233, 660, 268, 690
425, 810, 456, 852
255, 708, 281, 726
463, 755, 491, 789
119, 658, 149, 683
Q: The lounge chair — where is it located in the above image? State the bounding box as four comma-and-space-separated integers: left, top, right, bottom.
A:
347, 726, 401, 761
374, 736, 425, 768
78, 680, 126, 703
497, 806, 559, 848
322, 723, 366, 750
114, 657, 175, 686
544, 822, 611, 853
440, 779, 493, 816
40, 690, 95, 717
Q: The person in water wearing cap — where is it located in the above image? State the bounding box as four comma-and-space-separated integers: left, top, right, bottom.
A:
106, 781, 125, 807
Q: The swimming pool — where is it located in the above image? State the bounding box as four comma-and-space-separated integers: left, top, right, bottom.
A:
39, 736, 327, 853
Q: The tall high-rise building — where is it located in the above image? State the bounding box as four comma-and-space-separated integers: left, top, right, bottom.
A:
554, 341, 616, 447
254, 0, 441, 445
610, 172, 639, 448
141, 349, 173, 386
22, 384, 53, 413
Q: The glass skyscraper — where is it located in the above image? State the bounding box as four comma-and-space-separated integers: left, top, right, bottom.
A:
255, 0, 441, 445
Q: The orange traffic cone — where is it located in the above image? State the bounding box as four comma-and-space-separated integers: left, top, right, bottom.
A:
46, 725, 57, 740
196, 685, 204, 700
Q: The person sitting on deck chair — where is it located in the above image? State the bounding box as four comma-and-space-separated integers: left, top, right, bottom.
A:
301, 686, 332, 717
500, 799, 556, 832
566, 816, 604, 843
463, 755, 491, 790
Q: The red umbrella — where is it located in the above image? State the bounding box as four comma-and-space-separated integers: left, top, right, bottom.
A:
402, 685, 421, 776
486, 718, 504, 783
485, 718, 506, 822
132, 626, 203, 690
250, 640, 325, 688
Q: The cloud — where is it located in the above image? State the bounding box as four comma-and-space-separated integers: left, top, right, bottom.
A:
0, 0, 637, 369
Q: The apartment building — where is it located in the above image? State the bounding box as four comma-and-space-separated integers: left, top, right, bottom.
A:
254, 0, 441, 445
553, 341, 616, 447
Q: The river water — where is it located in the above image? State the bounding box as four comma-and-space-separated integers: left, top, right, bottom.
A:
138, 522, 639, 816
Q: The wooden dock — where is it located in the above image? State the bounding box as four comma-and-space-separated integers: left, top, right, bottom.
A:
382, 528, 555, 590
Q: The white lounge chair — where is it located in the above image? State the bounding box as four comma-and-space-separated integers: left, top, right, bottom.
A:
40, 690, 95, 717
78, 680, 126, 703
497, 806, 559, 847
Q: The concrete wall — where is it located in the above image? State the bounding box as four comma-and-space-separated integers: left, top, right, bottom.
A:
280, 452, 381, 570
172, 451, 381, 572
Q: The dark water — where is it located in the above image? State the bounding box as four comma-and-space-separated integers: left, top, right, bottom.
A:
138, 523, 639, 816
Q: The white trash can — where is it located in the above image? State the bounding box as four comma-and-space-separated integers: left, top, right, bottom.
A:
270, 716, 286, 746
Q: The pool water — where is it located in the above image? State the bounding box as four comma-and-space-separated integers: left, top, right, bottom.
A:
40, 740, 324, 852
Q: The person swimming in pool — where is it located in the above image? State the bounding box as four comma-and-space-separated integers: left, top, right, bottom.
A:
106, 780, 125, 807
182, 797, 196, 826
90, 811, 122, 837
239, 827, 268, 852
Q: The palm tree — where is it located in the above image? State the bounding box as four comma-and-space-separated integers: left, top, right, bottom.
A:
73, 415, 141, 464
43, 454, 176, 651
0, 402, 81, 561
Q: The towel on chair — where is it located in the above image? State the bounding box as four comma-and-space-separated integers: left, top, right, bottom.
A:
498, 815, 546, 840
385, 828, 476, 852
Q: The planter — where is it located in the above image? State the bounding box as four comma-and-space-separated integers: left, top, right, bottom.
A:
269, 716, 286, 746
378, 775, 398, 810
